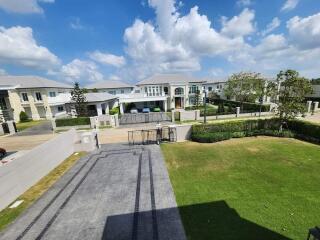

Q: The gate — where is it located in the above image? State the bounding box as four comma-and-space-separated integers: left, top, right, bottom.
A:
120, 112, 171, 125
128, 126, 177, 145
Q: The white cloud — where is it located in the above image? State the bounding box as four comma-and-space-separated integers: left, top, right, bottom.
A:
89, 51, 126, 67
0, 0, 54, 14
261, 17, 281, 36
237, 0, 252, 7
0, 25, 60, 69
70, 18, 85, 30
109, 75, 121, 81
287, 13, 320, 50
60, 59, 104, 83
123, 0, 252, 79
281, 0, 299, 12
0, 68, 7, 75
221, 8, 256, 38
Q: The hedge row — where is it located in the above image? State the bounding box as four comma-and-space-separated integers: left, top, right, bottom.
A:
191, 119, 320, 144
212, 99, 270, 112
56, 117, 90, 127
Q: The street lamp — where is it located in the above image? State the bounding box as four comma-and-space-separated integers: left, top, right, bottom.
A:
203, 89, 208, 124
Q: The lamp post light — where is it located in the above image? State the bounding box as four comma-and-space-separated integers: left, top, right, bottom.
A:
203, 89, 208, 124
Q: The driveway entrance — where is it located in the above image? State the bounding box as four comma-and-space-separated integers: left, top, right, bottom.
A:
0, 144, 186, 240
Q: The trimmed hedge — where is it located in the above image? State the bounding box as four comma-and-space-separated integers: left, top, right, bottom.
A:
56, 117, 90, 127
191, 118, 319, 144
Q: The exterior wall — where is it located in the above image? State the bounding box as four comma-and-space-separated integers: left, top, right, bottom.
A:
7, 90, 24, 122
204, 82, 226, 99
307, 85, 320, 98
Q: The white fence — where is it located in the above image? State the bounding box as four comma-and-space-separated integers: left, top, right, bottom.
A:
0, 129, 82, 210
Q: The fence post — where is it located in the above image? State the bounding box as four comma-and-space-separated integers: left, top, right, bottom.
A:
236, 107, 240, 118
314, 102, 319, 112
171, 111, 175, 123
51, 118, 56, 130
307, 101, 312, 113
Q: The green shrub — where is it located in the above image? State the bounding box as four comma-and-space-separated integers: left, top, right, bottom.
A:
19, 111, 29, 122
109, 107, 120, 115
191, 118, 319, 144
56, 117, 90, 127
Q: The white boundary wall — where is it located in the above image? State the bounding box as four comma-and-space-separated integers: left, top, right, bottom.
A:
0, 129, 78, 211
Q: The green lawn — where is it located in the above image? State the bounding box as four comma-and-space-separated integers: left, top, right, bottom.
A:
16, 120, 43, 131
161, 137, 320, 240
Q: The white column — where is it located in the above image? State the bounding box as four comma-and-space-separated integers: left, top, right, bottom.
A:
236, 107, 240, 117
307, 101, 312, 113
119, 103, 124, 114
164, 100, 167, 112
96, 103, 103, 116
314, 102, 319, 111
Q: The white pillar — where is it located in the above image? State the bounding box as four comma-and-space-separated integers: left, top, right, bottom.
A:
105, 104, 110, 115
307, 101, 312, 113
314, 102, 319, 111
164, 100, 168, 112
96, 103, 103, 116
119, 103, 124, 114
236, 107, 240, 117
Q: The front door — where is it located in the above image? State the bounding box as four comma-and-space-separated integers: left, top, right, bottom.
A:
175, 97, 182, 109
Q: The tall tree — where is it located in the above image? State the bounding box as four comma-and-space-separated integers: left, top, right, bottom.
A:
224, 72, 264, 109
277, 70, 313, 120
71, 82, 87, 116
194, 89, 202, 108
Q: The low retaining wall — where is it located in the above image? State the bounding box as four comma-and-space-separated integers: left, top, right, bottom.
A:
175, 125, 192, 142
0, 129, 96, 211
179, 110, 200, 121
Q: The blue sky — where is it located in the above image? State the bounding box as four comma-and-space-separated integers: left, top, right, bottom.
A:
0, 0, 319, 84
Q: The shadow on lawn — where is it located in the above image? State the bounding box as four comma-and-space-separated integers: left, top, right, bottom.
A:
101, 200, 292, 240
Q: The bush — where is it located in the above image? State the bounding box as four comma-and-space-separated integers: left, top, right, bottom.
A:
19, 111, 29, 122
56, 117, 90, 127
109, 107, 120, 115
191, 118, 319, 144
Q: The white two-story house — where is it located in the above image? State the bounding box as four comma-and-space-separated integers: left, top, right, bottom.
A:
0, 76, 72, 122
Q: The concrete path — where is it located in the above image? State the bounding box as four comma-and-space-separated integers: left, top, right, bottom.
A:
0, 144, 186, 240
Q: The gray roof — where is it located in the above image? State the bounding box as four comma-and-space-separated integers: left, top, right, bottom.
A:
86, 80, 132, 89
203, 78, 228, 84
137, 74, 205, 85
0, 76, 72, 89
83, 92, 118, 103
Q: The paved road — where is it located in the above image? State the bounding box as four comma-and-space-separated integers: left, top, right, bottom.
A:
0, 144, 186, 240
15, 121, 53, 136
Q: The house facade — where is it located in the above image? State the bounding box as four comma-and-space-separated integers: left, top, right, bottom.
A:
0, 76, 72, 122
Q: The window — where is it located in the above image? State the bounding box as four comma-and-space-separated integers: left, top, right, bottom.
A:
175, 87, 184, 95
189, 85, 198, 94
208, 87, 213, 91
135, 89, 140, 93
58, 106, 64, 112
49, 92, 56, 97
164, 87, 168, 95
35, 92, 42, 101
0, 97, 7, 109
121, 90, 125, 94
21, 93, 29, 102
108, 90, 116, 95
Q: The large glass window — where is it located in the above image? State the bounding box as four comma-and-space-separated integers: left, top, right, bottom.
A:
49, 92, 56, 97
146, 86, 162, 96
35, 92, 42, 101
175, 87, 184, 95
21, 93, 29, 102
189, 85, 198, 94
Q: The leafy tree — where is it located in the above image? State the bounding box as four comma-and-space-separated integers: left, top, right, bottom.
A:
224, 72, 264, 109
71, 82, 87, 116
255, 78, 278, 115
208, 91, 220, 104
277, 70, 313, 120
194, 89, 202, 108
92, 88, 98, 93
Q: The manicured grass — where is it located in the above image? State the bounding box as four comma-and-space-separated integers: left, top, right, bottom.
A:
161, 137, 320, 240
0, 152, 87, 232
16, 120, 43, 131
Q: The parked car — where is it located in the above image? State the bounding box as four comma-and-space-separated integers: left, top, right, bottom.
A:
153, 107, 161, 112
142, 107, 150, 113
0, 147, 6, 160
130, 108, 138, 114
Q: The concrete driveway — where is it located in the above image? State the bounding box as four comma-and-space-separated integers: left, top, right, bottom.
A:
0, 144, 186, 240
15, 121, 53, 136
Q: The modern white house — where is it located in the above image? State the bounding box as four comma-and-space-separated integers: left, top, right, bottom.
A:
0, 76, 72, 122
203, 79, 227, 99
116, 74, 207, 114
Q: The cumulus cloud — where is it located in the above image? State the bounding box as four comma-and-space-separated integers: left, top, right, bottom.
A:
281, 0, 299, 12
123, 0, 253, 79
261, 17, 281, 36
0, 0, 54, 14
0, 25, 60, 69
89, 51, 126, 67
60, 59, 104, 83
287, 13, 320, 50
